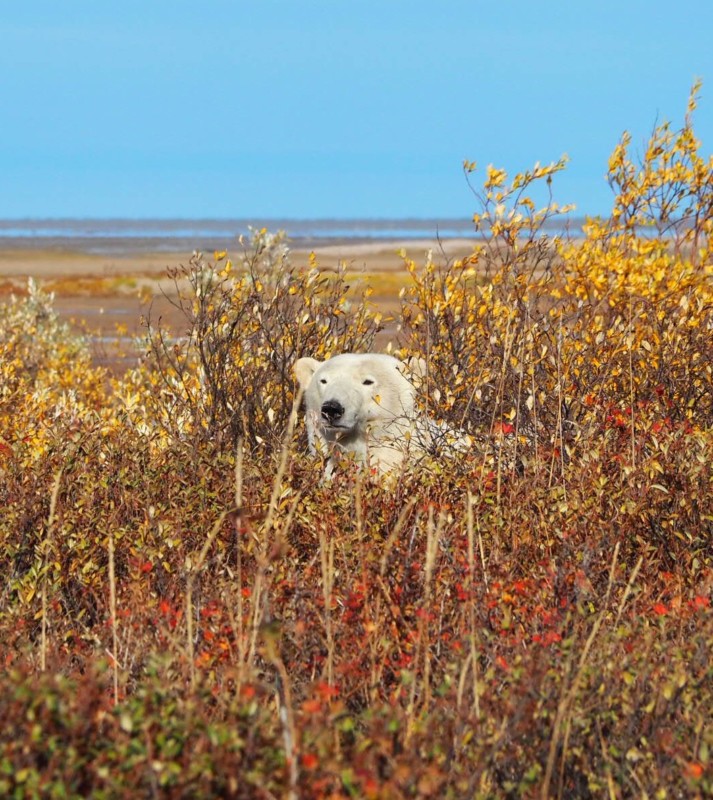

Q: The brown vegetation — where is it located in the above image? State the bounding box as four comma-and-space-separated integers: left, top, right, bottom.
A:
0, 88, 711, 798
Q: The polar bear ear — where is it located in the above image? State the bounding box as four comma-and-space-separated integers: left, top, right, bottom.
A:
405, 357, 428, 384
293, 357, 322, 390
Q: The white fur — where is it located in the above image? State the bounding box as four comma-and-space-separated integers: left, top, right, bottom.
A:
294, 352, 456, 476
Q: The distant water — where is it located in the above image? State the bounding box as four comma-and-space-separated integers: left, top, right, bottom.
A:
0, 217, 582, 255
0, 218, 479, 255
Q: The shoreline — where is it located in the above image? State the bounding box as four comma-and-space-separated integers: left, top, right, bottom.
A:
0, 237, 475, 279
0, 238, 476, 371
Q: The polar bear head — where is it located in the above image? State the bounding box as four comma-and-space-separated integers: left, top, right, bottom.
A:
293, 353, 426, 474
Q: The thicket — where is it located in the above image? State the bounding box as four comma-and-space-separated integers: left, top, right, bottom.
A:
0, 87, 711, 798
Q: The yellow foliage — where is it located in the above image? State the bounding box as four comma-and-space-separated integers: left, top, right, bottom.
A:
403, 84, 712, 464
0, 90, 711, 800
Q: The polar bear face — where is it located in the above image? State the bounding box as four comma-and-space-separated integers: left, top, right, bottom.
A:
293, 353, 425, 473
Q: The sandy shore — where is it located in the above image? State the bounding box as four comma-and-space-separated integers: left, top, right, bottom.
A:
0, 238, 474, 279
1, 238, 475, 370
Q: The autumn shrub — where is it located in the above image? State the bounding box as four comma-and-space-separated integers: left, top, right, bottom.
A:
400, 84, 713, 487
139, 229, 380, 451
0, 87, 711, 799
0, 278, 105, 430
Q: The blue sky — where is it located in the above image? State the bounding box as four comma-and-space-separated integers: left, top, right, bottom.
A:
2, 1, 712, 220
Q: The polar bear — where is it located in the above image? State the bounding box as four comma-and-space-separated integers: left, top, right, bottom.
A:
293, 353, 435, 476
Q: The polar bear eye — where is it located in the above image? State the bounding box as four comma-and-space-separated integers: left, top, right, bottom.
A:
362, 378, 375, 386
319, 378, 328, 385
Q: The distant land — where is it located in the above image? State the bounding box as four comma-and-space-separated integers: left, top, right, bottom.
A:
0, 217, 587, 256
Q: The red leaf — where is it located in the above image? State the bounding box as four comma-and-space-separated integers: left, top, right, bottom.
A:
301, 753, 319, 771
315, 681, 339, 700
493, 421, 515, 435
301, 698, 322, 715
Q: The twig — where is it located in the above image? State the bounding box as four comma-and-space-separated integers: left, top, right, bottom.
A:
108, 532, 119, 705
40, 468, 63, 672
465, 492, 482, 719
542, 542, 620, 799
247, 389, 302, 670
319, 526, 336, 697
234, 438, 246, 674
405, 507, 444, 745
186, 509, 229, 689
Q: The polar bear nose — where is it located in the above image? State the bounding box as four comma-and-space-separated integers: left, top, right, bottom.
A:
321, 400, 344, 424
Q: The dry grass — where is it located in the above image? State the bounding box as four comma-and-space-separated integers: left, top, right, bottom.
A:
0, 96, 711, 797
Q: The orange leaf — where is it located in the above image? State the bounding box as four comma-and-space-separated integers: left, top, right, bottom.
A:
683, 762, 704, 780
301, 698, 322, 715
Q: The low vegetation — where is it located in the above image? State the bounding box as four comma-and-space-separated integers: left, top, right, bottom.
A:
1, 87, 711, 798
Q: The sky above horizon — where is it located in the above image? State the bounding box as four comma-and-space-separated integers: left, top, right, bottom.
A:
2, 1, 712, 221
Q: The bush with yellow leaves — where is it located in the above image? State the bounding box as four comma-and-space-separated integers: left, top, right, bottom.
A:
401, 82, 712, 480
0, 87, 711, 799
0, 278, 106, 463
138, 228, 380, 450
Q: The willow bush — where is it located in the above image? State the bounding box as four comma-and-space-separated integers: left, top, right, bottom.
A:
0, 86, 711, 798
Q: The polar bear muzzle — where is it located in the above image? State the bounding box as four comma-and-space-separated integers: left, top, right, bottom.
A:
321, 400, 345, 425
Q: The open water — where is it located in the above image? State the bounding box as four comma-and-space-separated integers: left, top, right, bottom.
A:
0, 217, 582, 255
0, 218, 475, 254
